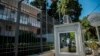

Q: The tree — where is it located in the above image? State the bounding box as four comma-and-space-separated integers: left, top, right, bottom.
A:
81, 17, 97, 41
52, 0, 82, 51
81, 17, 99, 56
57, 0, 69, 15
48, 0, 60, 21
30, 0, 82, 22
81, 17, 90, 29
49, 0, 82, 22
67, 0, 82, 22
30, 0, 45, 9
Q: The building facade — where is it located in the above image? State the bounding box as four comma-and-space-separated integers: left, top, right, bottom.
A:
0, 0, 42, 56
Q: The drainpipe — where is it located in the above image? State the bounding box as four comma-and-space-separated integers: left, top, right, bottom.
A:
15, 0, 24, 56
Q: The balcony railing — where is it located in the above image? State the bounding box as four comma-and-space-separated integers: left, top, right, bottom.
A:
0, 13, 40, 28
0, 14, 9, 20
0, 30, 15, 37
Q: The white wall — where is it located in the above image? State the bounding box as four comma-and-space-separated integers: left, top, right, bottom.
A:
42, 33, 54, 42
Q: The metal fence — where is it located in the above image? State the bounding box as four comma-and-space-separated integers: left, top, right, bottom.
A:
0, 0, 58, 56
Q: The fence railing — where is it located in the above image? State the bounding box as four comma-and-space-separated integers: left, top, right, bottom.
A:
0, 0, 55, 56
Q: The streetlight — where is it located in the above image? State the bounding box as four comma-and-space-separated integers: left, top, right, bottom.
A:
15, 0, 24, 56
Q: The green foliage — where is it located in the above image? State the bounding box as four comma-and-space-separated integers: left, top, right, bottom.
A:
57, 0, 69, 15
30, 0, 45, 9
48, 1, 60, 21
81, 17, 90, 29
87, 39, 98, 50
81, 17, 90, 40
56, 0, 82, 22
30, 0, 82, 22
70, 32, 75, 40
81, 17, 97, 41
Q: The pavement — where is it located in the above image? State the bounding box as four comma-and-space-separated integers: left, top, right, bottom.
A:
29, 49, 100, 56
28, 50, 55, 56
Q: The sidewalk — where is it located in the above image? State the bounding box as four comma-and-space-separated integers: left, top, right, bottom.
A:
29, 50, 55, 56
29, 49, 100, 56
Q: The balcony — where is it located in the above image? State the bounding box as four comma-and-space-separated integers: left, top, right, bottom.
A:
0, 15, 16, 23
0, 14, 40, 28
6, 18, 15, 22
0, 30, 15, 37
0, 14, 8, 20
27, 22, 32, 26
